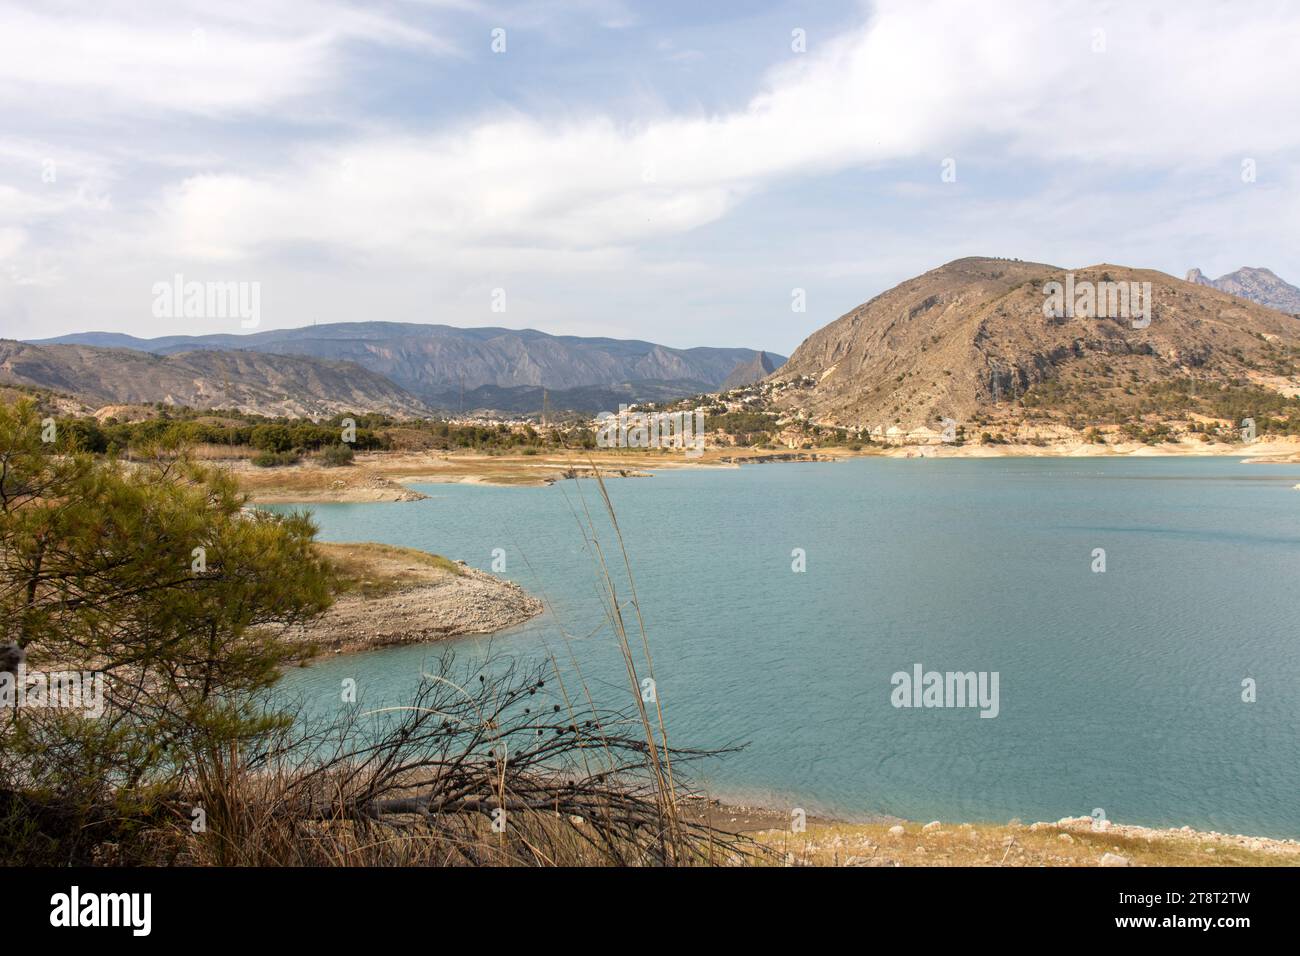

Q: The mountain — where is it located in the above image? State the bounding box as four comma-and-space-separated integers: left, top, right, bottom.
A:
767, 257, 1300, 430
1186, 267, 1300, 315
0, 340, 432, 418
721, 351, 781, 390
428, 380, 719, 419
32, 323, 785, 405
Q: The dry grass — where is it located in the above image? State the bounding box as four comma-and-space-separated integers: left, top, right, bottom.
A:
315, 541, 464, 598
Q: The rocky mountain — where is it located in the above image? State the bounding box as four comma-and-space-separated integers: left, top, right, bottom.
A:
429, 379, 720, 418
722, 351, 782, 390
768, 257, 1300, 430
1186, 267, 1300, 315
32, 323, 785, 404
0, 340, 432, 418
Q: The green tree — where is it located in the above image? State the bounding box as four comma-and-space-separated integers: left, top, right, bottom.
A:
0, 400, 333, 860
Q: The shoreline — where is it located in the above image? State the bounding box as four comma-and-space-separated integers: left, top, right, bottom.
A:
233, 439, 1300, 504
879, 437, 1300, 461
289, 542, 543, 655
690, 800, 1300, 866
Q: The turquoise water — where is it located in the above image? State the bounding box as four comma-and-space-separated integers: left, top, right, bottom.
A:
269, 457, 1300, 838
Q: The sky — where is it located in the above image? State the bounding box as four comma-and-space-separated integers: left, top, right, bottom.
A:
1, 0, 1298, 356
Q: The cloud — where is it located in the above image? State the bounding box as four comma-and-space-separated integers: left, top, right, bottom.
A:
138, 0, 1300, 265
0, 0, 453, 118
1, 0, 1298, 345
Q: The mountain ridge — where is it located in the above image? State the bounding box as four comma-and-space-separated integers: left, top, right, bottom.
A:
722, 351, 780, 390
0, 340, 433, 419
32, 322, 786, 401
1185, 266, 1300, 315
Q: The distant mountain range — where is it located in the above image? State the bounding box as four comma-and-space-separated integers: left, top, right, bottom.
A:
1185, 267, 1300, 314
769, 257, 1300, 429
0, 340, 432, 418
16, 323, 785, 418
35, 323, 785, 413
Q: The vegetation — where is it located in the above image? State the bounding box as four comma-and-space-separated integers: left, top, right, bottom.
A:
251, 450, 301, 468
318, 541, 465, 599
0, 399, 333, 862
0, 400, 742, 865
1021, 375, 1300, 439
317, 444, 355, 467
46, 405, 601, 459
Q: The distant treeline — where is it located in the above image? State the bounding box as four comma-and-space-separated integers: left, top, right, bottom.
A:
52, 406, 599, 456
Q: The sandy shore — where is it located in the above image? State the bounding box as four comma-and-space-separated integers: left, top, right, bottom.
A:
233, 447, 860, 502
289, 542, 543, 655
688, 803, 1300, 866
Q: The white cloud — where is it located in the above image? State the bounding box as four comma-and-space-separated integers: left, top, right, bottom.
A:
0, 0, 452, 117
1, 0, 1298, 346
136, 0, 1300, 265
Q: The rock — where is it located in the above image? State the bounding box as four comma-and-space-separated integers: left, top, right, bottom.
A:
1099, 852, 1131, 867
888, 825, 905, 837
922, 820, 942, 832
844, 856, 872, 866
1058, 833, 1074, 844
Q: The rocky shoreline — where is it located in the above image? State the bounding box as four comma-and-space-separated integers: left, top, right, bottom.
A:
290, 544, 543, 655
704, 804, 1300, 866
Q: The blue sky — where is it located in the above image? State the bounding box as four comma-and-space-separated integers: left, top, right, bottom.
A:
1, 0, 1298, 355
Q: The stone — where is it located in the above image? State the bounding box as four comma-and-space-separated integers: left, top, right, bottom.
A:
1099, 852, 1131, 867
888, 825, 905, 836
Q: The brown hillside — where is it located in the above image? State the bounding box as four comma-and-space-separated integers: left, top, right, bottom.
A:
0, 340, 433, 419
769, 257, 1300, 431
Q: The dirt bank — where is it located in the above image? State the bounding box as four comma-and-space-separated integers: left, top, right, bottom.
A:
289, 542, 543, 654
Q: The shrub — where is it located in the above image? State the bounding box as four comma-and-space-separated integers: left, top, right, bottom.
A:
252, 450, 300, 468
319, 444, 355, 467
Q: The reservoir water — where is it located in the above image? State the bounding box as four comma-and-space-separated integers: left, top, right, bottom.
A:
269, 456, 1300, 837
